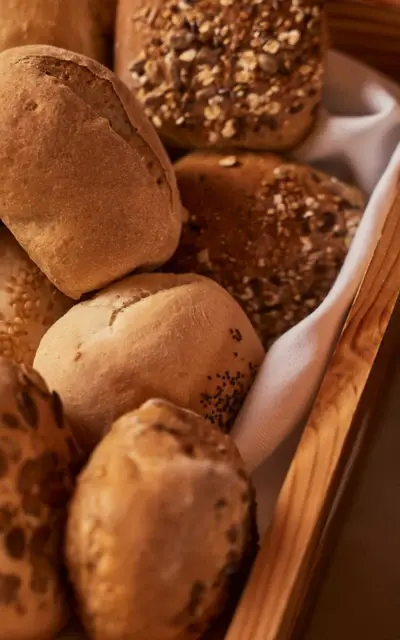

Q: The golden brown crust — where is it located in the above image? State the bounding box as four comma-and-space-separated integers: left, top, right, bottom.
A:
66, 399, 258, 640
165, 152, 365, 348
115, 0, 326, 150
0, 45, 182, 299
0, 0, 107, 63
33, 273, 265, 454
0, 357, 81, 640
0, 226, 73, 367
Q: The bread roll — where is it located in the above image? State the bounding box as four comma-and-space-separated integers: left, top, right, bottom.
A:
66, 399, 258, 640
0, 226, 72, 367
115, 0, 326, 150
0, 357, 81, 640
165, 152, 364, 348
0, 45, 182, 299
0, 0, 106, 63
34, 273, 265, 454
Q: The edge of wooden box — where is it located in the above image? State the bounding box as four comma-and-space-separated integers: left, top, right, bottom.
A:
224, 177, 400, 638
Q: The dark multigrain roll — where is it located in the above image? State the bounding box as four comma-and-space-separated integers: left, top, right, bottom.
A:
65, 399, 259, 640
165, 152, 365, 348
0, 45, 182, 300
115, 0, 326, 150
34, 273, 265, 455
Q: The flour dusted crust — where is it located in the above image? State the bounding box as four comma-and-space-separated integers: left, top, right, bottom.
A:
0, 226, 72, 367
0, 45, 182, 299
165, 152, 365, 348
115, 0, 326, 150
33, 273, 265, 454
66, 399, 258, 640
0, 0, 106, 63
0, 357, 81, 640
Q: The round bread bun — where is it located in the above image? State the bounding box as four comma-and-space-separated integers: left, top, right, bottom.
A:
33, 273, 265, 455
0, 357, 82, 640
165, 152, 364, 348
0, 0, 106, 63
0, 225, 73, 367
66, 399, 258, 640
115, 0, 326, 150
0, 45, 182, 300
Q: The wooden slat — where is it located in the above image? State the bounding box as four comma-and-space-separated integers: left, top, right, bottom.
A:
225, 183, 400, 640
327, 1, 400, 79
294, 306, 400, 638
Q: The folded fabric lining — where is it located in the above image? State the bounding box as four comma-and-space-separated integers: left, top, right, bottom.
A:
231, 50, 400, 531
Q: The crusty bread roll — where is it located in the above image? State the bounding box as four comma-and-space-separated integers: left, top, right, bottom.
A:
34, 273, 265, 454
0, 226, 72, 367
0, 357, 81, 640
0, 45, 182, 299
66, 399, 258, 640
165, 152, 364, 348
115, 0, 326, 150
0, 0, 106, 63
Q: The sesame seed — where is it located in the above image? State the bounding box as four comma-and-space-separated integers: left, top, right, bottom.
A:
179, 49, 197, 62
218, 155, 239, 168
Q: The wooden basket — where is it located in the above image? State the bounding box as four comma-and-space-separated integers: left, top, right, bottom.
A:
223, 3, 400, 639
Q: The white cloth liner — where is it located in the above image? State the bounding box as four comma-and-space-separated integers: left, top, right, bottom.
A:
58, 51, 400, 637
232, 50, 400, 534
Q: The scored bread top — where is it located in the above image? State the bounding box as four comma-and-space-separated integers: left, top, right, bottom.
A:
33, 272, 265, 454
0, 45, 182, 299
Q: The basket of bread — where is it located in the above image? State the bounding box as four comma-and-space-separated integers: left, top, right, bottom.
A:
0, 1, 399, 639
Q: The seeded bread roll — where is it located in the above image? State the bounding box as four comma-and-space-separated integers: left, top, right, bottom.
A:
0, 0, 106, 63
165, 152, 364, 348
34, 273, 265, 455
0, 45, 182, 299
115, 0, 326, 150
66, 399, 258, 640
0, 357, 82, 640
0, 226, 72, 367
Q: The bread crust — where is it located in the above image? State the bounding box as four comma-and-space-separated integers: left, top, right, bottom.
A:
115, 0, 326, 150
0, 45, 182, 299
66, 399, 258, 640
165, 152, 365, 347
0, 226, 72, 367
33, 273, 265, 454
0, 357, 81, 640
0, 0, 106, 63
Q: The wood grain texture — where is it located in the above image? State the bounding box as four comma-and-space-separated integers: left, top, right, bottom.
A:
301, 320, 400, 639
327, 1, 400, 79
225, 182, 400, 640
